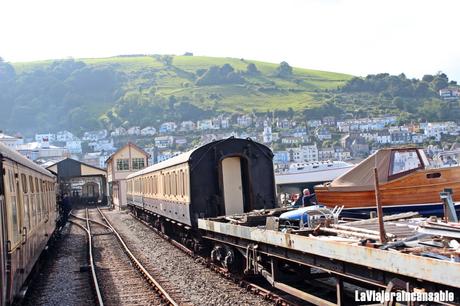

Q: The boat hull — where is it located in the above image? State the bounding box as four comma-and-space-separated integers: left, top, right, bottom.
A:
315, 167, 460, 217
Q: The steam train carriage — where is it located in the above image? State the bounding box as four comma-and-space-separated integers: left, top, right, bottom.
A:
126, 138, 276, 231
0, 142, 58, 306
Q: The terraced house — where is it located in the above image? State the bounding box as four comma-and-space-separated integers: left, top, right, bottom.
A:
106, 143, 149, 210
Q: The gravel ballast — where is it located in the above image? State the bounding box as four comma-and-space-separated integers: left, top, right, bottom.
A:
104, 210, 274, 306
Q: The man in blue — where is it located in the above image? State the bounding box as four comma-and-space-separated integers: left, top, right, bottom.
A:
294, 188, 317, 207
61, 193, 71, 225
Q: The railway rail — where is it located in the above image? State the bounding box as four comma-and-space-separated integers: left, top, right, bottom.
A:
129, 212, 301, 306
19, 219, 95, 306
70, 208, 185, 306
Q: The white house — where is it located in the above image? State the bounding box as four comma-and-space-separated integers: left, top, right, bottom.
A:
236, 115, 253, 128
315, 128, 332, 141
90, 139, 115, 152
56, 130, 76, 142
0, 133, 24, 149
154, 136, 174, 148
318, 147, 335, 160
180, 121, 196, 131
197, 119, 213, 130
175, 137, 188, 146
220, 117, 230, 129
111, 127, 127, 137
412, 133, 426, 144
306, 120, 322, 128
83, 130, 108, 141
66, 140, 82, 154
376, 130, 391, 144
288, 144, 318, 163
127, 126, 141, 136
141, 126, 157, 136
159, 122, 177, 133
35, 133, 56, 143
262, 126, 273, 143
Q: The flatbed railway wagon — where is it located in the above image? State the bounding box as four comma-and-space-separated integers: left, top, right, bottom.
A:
0, 142, 58, 306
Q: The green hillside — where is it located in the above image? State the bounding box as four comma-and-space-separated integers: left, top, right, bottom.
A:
0, 55, 352, 134
1, 54, 456, 135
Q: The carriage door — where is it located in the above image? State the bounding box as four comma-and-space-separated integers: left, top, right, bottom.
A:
221, 157, 245, 215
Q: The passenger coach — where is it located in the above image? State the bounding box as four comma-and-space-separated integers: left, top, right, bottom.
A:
126, 138, 276, 228
0, 142, 57, 306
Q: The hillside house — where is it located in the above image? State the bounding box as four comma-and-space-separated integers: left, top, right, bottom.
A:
154, 136, 174, 148
197, 119, 213, 130
180, 121, 196, 131
273, 151, 289, 164
439, 87, 460, 100
83, 130, 108, 141
236, 115, 253, 128
263, 126, 273, 143
66, 140, 82, 154
306, 120, 322, 128
322, 116, 336, 126
315, 128, 332, 141
159, 122, 177, 133
57, 130, 76, 142
140, 126, 157, 136
111, 127, 127, 137
127, 126, 141, 135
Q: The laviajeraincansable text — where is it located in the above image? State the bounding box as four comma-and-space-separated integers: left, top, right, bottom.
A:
355, 290, 454, 303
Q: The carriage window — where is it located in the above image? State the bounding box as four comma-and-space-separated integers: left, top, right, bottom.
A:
166, 173, 170, 195
182, 171, 187, 197
171, 173, 175, 195
11, 171, 16, 193
29, 176, 35, 193
21, 174, 28, 193
132, 158, 145, 170
116, 159, 129, 171
184, 170, 188, 196
390, 150, 422, 176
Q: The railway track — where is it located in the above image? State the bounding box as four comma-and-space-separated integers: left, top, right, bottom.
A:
70, 207, 187, 306
127, 212, 301, 306
20, 220, 96, 306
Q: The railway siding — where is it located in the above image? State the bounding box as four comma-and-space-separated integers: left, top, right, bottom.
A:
103, 210, 275, 306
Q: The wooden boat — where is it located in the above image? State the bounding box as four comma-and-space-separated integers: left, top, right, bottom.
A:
314, 147, 460, 217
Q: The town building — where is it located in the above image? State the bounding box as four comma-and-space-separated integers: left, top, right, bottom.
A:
56, 130, 76, 142
83, 129, 108, 141
17, 141, 69, 161
159, 122, 177, 133
0, 132, 24, 149
111, 127, 127, 137
35, 133, 56, 143
180, 121, 196, 131
47, 158, 107, 205
155, 136, 174, 148
140, 126, 157, 136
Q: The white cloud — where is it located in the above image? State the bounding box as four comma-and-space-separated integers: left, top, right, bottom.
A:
0, 0, 458, 80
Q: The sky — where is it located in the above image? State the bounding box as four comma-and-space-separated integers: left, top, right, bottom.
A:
1, 0, 459, 81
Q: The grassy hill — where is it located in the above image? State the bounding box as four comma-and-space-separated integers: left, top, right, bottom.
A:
4, 54, 453, 136
11, 55, 351, 114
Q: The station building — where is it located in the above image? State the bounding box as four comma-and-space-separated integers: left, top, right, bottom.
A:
46, 158, 108, 206
106, 143, 149, 210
